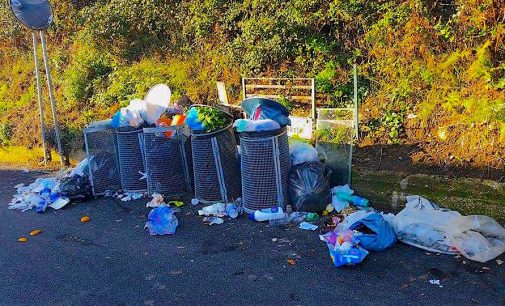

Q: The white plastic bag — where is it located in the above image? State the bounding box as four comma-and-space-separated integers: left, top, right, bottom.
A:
144, 84, 171, 124
448, 215, 505, 263
289, 141, 318, 166
392, 196, 505, 262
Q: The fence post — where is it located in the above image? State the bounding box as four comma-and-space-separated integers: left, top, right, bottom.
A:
353, 64, 359, 140
311, 78, 316, 120
242, 78, 247, 101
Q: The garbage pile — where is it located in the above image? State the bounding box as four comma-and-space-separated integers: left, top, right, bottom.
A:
8, 158, 92, 213
7, 84, 505, 267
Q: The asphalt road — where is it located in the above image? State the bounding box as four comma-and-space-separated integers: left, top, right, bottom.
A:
1, 169, 504, 305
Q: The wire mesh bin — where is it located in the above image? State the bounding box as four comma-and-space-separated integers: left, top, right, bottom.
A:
315, 108, 355, 186
142, 126, 193, 197
191, 123, 241, 203
115, 126, 147, 193
239, 127, 291, 212
83, 120, 121, 196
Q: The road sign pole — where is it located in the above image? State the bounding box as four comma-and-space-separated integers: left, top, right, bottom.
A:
39, 31, 64, 166
32, 31, 48, 165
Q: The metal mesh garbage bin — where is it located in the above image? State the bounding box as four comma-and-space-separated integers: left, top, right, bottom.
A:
239, 127, 291, 212
116, 126, 147, 193
143, 126, 193, 197
191, 123, 241, 203
83, 120, 121, 196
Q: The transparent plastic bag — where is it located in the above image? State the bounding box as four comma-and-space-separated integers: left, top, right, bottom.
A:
393, 196, 505, 262
448, 215, 505, 263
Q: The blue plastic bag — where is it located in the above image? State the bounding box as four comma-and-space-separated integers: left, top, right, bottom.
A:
145, 206, 179, 235
328, 244, 369, 267
349, 213, 397, 251
184, 107, 205, 130
241, 98, 291, 127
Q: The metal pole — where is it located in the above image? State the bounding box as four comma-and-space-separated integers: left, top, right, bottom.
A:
242, 78, 246, 101
39, 31, 64, 167
311, 78, 316, 121
32, 32, 48, 165
353, 64, 359, 140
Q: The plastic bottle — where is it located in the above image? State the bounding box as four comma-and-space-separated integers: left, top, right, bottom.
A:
268, 211, 306, 226
269, 216, 291, 226
249, 209, 286, 222
225, 204, 239, 219
335, 192, 369, 207
253, 207, 282, 214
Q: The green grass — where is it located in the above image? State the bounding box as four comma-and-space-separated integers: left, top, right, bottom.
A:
0, 146, 65, 170
352, 168, 505, 224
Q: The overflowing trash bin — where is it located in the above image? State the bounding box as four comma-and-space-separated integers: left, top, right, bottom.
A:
83, 120, 121, 196
186, 105, 241, 203
115, 126, 147, 193
238, 97, 292, 212
142, 126, 193, 197
190, 123, 241, 203
239, 127, 291, 212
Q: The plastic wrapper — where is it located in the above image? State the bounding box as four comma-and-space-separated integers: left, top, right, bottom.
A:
289, 141, 318, 166
320, 230, 369, 267
392, 195, 505, 262
145, 206, 178, 235
348, 213, 397, 251
233, 119, 280, 132
288, 161, 331, 212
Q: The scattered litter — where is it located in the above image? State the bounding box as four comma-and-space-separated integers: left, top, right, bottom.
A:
117, 192, 145, 202
287, 259, 296, 266
191, 198, 199, 206
18, 237, 28, 242
299, 222, 318, 231
271, 238, 278, 242
146, 193, 165, 208
80, 215, 91, 223
429, 279, 443, 287
198, 203, 239, 224
269, 212, 306, 226
331, 185, 369, 209
305, 212, 319, 222
482, 267, 490, 270
400, 178, 408, 190
250, 207, 285, 222
49, 197, 70, 210
320, 230, 369, 267
29, 229, 42, 236
145, 206, 178, 235
497, 259, 503, 266
203, 216, 224, 225
168, 200, 185, 208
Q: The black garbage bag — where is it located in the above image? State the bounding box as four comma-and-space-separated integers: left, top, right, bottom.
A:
288, 161, 331, 212
59, 175, 93, 202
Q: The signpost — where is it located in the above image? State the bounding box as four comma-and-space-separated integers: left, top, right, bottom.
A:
8, 0, 64, 166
